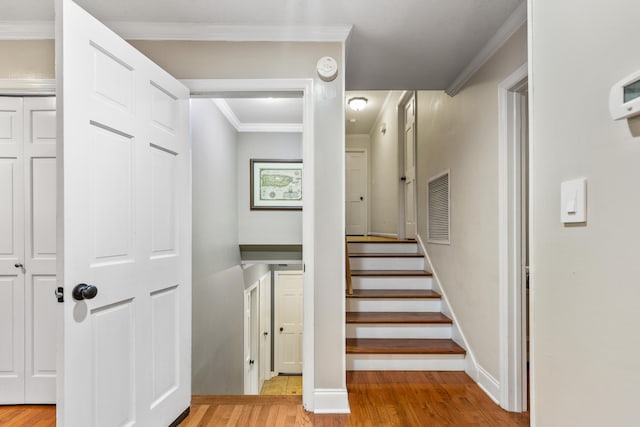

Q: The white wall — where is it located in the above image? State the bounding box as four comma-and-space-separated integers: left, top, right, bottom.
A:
415, 25, 527, 380
369, 91, 403, 236
346, 134, 370, 151
237, 132, 302, 244
531, 1, 640, 425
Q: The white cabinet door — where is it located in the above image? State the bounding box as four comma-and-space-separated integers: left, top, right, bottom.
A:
345, 151, 367, 235
24, 97, 58, 403
0, 97, 25, 404
56, 1, 191, 425
275, 272, 303, 374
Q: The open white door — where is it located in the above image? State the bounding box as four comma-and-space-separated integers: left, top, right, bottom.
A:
56, 1, 191, 426
345, 150, 367, 235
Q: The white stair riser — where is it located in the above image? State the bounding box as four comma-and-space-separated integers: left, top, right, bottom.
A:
348, 242, 418, 254
346, 354, 465, 371
352, 276, 432, 290
350, 257, 424, 270
346, 298, 441, 312
346, 324, 452, 339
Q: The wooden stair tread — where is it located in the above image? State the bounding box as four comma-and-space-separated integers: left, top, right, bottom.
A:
350, 270, 432, 277
349, 252, 424, 258
346, 338, 466, 355
346, 289, 440, 299
346, 311, 452, 324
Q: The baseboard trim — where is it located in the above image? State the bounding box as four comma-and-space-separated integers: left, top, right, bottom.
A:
168, 407, 190, 427
313, 388, 350, 414
477, 366, 501, 405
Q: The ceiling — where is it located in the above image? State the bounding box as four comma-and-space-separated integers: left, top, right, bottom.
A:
345, 91, 390, 135
3, 0, 524, 90
224, 98, 302, 124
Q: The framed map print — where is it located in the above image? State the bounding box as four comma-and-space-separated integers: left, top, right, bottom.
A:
250, 159, 303, 210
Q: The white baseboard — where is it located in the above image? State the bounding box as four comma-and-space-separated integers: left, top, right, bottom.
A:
347, 354, 465, 371
313, 388, 350, 414
476, 366, 501, 405
368, 232, 398, 238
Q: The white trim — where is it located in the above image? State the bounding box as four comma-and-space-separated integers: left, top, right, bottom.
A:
182, 78, 316, 412
0, 21, 54, 39
0, 79, 56, 95
445, 2, 527, 97
477, 366, 501, 405
498, 62, 528, 412
396, 91, 417, 240
0, 20, 352, 42
312, 389, 350, 414
212, 99, 303, 133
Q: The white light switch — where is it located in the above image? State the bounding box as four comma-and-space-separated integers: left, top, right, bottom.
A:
561, 178, 587, 223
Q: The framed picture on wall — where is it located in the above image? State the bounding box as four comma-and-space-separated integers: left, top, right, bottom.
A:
250, 159, 303, 210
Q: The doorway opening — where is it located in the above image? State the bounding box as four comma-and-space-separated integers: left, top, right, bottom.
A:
498, 63, 529, 413
189, 89, 308, 399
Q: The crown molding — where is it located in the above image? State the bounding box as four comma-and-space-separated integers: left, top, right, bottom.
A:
445, 1, 527, 97
0, 21, 54, 39
213, 99, 302, 133
0, 20, 352, 42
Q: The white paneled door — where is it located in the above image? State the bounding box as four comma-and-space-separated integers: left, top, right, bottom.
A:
345, 151, 367, 235
56, 1, 191, 426
0, 97, 26, 404
0, 97, 57, 404
403, 94, 417, 239
275, 271, 303, 374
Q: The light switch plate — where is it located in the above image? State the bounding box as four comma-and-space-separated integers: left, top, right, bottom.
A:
561, 178, 587, 223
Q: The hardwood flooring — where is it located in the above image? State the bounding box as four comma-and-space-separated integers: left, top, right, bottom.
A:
0, 372, 529, 426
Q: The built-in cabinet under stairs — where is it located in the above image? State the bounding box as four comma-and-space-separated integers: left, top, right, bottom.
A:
346, 239, 466, 370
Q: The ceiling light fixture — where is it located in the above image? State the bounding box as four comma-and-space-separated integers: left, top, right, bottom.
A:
348, 97, 368, 111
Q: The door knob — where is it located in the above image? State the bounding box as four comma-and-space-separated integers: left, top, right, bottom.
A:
14, 263, 23, 268
249, 359, 255, 365
72, 283, 98, 301
359, 196, 364, 201
400, 176, 407, 181
263, 331, 269, 336
279, 327, 284, 332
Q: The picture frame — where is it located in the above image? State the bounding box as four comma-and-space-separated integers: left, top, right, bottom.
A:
250, 159, 303, 210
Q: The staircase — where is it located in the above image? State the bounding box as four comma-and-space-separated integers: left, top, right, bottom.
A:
346, 239, 466, 370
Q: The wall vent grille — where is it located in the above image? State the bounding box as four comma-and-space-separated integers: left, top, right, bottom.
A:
427, 171, 450, 244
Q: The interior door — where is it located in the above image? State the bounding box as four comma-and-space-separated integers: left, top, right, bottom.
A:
56, 1, 191, 426
24, 97, 58, 403
0, 97, 25, 404
345, 151, 367, 235
403, 94, 417, 239
259, 274, 271, 390
275, 271, 303, 374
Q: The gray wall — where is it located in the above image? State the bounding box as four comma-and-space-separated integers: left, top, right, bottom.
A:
237, 132, 303, 244
191, 98, 246, 394
369, 91, 403, 236
415, 25, 527, 380
531, 1, 640, 424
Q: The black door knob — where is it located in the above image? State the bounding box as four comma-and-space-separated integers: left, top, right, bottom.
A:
73, 283, 98, 301
400, 176, 407, 181
359, 196, 364, 201
280, 327, 284, 332
14, 263, 23, 268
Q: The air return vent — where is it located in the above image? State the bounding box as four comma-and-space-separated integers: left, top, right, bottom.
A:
427, 171, 450, 244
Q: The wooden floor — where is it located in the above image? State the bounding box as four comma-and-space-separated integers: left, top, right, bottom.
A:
0, 372, 529, 426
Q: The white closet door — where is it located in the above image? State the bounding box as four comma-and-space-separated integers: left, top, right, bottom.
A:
0, 97, 26, 404
24, 97, 57, 403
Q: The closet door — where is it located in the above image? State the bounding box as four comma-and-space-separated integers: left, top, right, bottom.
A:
23, 97, 57, 403
0, 97, 26, 404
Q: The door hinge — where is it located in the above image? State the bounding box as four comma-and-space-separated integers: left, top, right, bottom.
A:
55, 287, 64, 303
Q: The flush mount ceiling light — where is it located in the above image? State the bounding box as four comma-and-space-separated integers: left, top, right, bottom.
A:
348, 97, 368, 111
